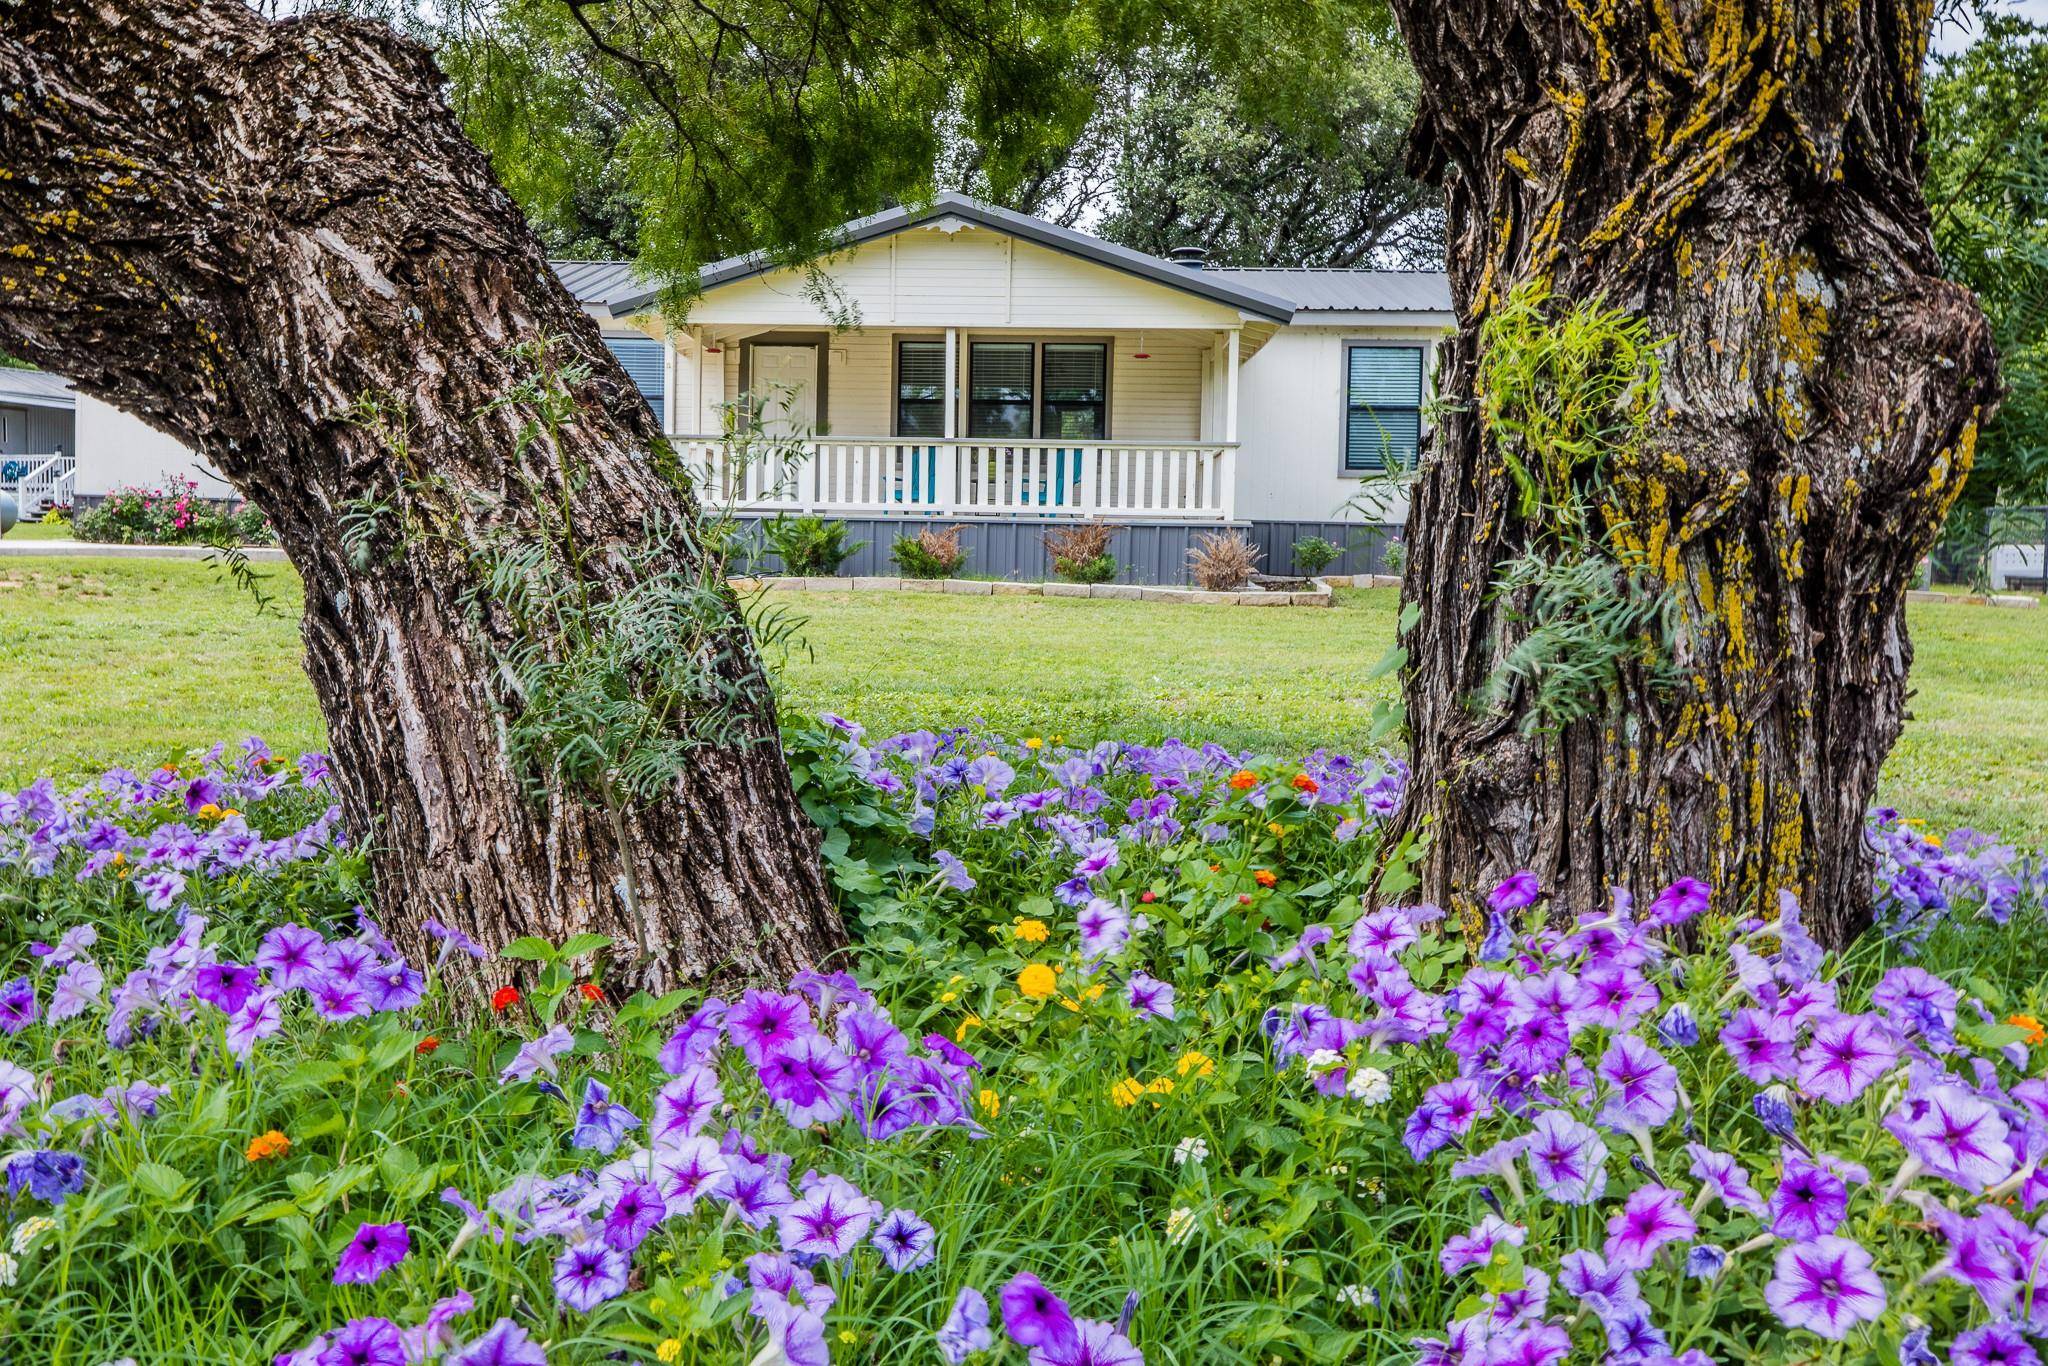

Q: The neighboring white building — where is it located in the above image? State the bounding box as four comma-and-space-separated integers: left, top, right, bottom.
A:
13, 195, 1457, 579
1, 367, 234, 515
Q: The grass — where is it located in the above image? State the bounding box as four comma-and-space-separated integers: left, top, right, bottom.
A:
1, 518, 74, 540
1, 554, 2044, 841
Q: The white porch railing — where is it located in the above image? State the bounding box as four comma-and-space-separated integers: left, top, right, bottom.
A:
673, 438, 1237, 521
2, 453, 76, 517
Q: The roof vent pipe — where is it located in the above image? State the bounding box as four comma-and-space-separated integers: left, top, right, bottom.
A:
1167, 245, 1208, 270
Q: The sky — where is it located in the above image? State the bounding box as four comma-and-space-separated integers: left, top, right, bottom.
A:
1932, 0, 2048, 52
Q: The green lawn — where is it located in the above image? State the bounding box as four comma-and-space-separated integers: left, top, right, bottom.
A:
0, 519, 73, 540
2, 554, 2044, 842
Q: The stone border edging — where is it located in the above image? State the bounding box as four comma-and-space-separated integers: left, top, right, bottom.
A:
1905, 589, 2039, 609
0, 539, 288, 562
732, 574, 1343, 607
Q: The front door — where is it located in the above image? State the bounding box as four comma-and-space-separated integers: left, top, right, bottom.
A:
0, 407, 23, 455
752, 346, 818, 439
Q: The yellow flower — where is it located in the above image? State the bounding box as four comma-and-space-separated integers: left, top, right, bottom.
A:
1267, 821, 1285, 837
1177, 1051, 1216, 1078
940, 991, 959, 1004
839, 1330, 859, 1346
1058, 982, 1107, 1013
196, 802, 223, 821
1925, 833, 1945, 848
1145, 1076, 1175, 1096
244, 1130, 290, 1162
649, 1296, 668, 1315
1012, 918, 1050, 944
955, 1014, 982, 1043
1017, 964, 1058, 999
1025, 737, 1044, 750
656, 1341, 682, 1363
978, 1088, 1001, 1116
1111, 1077, 1145, 1108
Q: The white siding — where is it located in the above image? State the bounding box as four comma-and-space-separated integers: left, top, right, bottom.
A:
1231, 325, 1439, 524
1108, 332, 1203, 441
689, 227, 1246, 332
74, 394, 232, 499
0, 404, 72, 458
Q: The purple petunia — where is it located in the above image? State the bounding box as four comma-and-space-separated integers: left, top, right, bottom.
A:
1524, 1111, 1608, 1205
499, 1025, 575, 1083
1685, 1143, 1768, 1217
0, 977, 37, 1035
778, 1172, 878, 1259
1126, 972, 1175, 1021
1076, 899, 1131, 962
726, 989, 814, 1065
1720, 1007, 1797, 1083
1885, 1083, 2015, 1192
601, 1177, 666, 1252
1596, 1034, 1679, 1131
1602, 1184, 1696, 1271
552, 1241, 629, 1312
316, 1316, 405, 1366
1489, 870, 1541, 913
758, 1033, 857, 1128
1000, 1272, 1079, 1352
872, 1207, 938, 1271
446, 1319, 547, 1366
939, 1286, 996, 1364
257, 924, 329, 992
569, 1080, 641, 1155
333, 1220, 410, 1285
652, 1065, 723, 1143
1796, 1013, 1898, 1106
1764, 1236, 1887, 1340
1769, 1150, 1849, 1241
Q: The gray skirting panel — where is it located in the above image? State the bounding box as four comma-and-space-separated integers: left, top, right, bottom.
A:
729, 516, 1405, 586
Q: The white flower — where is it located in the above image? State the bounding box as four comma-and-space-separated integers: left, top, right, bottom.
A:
0, 1251, 16, 1287
9, 1215, 53, 1254
1336, 1283, 1378, 1310
1164, 1206, 1196, 1245
1304, 1047, 1344, 1074
1172, 1136, 1209, 1166
1346, 1066, 1392, 1106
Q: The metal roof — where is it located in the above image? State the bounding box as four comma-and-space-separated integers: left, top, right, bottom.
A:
550, 259, 646, 306
1207, 268, 1452, 314
0, 368, 76, 410
602, 193, 1301, 324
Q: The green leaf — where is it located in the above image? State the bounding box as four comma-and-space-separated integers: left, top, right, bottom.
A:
1365, 645, 1408, 681
131, 1161, 192, 1203
500, 937, 556, 963
557, 933, 613, 961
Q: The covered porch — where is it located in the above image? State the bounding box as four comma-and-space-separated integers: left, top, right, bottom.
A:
662, 324, 1259, 521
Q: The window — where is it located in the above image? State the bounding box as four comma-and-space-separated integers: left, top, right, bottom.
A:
1343, 344, 1423, 472
1040, 343, 1108, 439
895, 340, 947, 437
603, 337, 665, 420
968, 342, 1036, 438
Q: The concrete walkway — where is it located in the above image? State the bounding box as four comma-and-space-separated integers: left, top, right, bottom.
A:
0, 538, 288, 562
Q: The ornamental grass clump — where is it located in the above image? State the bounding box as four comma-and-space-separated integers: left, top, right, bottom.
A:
1043, 522, 1122, 584
889, 525, 970, 580
1187, 531, 1261, 590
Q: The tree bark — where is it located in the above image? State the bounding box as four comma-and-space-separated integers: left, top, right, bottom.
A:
1384, 1, 2000, 947
0, 0, 844, 986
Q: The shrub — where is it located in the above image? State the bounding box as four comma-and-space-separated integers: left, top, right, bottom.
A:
73, 476, 275, 546
1187, 530, 1261, 590
1380, 536, 1406, 575
890, 525, 970, 579
761, 513, 862, 576
1043, 522, 1121, 584
1291, 535, 1342, 576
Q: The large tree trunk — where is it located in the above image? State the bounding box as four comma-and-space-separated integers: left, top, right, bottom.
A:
1385, 1, 1999, 946
0, 0, 843, 986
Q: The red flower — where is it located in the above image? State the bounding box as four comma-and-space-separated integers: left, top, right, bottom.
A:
1139, 891, 1156, 904
1237, 893, 1253, 906
1291, 774, 1319, 794
491, 986, 520, 1012
578, 983, 605, 1003
415, 1036, 440, 1054
1253, 869, 1277, 888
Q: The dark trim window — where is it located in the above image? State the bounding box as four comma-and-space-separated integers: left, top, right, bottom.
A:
1343, 344, 1423, 472
968, 341, 1036, 438
896, 340, 946, 437
1040, 342, 1108, 440
603, 336, 666, 421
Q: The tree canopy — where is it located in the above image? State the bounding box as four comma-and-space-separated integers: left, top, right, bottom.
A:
429, 0, 1435, 296
1924, 12, 2048, 507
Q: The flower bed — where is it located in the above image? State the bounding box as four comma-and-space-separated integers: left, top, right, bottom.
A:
1, 727, 2045, 1364
72, 476, 275, 546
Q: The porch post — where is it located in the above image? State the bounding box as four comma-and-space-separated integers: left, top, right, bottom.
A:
943, 328, 958, 440
1223, 328, 1241, 521
1224, 328, 1239, 444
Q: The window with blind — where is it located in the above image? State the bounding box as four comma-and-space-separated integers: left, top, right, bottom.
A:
603, 337, 666, 420
1040, 343, 1108, 439
1343, 345, 1424, 472
968, 342, 1036, 438
896, 340, 946, 437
